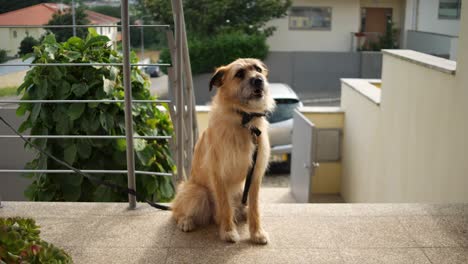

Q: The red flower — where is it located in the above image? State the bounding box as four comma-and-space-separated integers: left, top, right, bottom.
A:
31, 244, 41, 255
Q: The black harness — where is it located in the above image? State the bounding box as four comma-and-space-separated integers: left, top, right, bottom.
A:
237, 110, 267, 205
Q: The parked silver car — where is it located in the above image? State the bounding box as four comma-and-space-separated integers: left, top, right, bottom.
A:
267, 83, 303, 162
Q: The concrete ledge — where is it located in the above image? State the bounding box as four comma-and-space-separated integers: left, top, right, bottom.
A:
299, 106, 343, 114
1, 202, 467, 264
341, 78, 381, 105
382, 49, 456, 75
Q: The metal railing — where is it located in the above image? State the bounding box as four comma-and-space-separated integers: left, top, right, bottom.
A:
0, 0, 197, 208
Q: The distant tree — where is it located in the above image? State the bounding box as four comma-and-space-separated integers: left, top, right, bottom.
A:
0, 49, 7, 63
89, 5, 121, 18
47, 6, 90, 42
0, 0, 50, 14
18, 36, 40, 56
142, 0, 291, 37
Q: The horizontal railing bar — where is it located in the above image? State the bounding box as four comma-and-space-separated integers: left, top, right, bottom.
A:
0, 63, 170, 67
0, 99, 170, 104
0, 169, 172, 176
0, 135, 171, 139
0, 25, 170, 28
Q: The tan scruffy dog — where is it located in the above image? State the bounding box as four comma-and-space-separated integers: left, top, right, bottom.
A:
171, 58, 275, 244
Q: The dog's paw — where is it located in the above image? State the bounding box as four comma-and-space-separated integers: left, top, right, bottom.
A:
220, 229, 240, 243
177, 217, 195, 232
250, 229, 269, 245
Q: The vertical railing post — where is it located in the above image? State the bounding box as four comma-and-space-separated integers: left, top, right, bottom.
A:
179, 0, 195, 174
171, 0, 185, 181
121, 0, 137, 209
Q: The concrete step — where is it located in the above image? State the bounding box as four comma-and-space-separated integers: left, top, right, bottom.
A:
1, 202, 466, 263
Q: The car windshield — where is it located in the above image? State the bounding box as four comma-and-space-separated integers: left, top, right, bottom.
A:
267, 99, 300, 123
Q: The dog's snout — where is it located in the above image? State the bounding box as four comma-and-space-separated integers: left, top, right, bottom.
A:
250, 77, 263, 88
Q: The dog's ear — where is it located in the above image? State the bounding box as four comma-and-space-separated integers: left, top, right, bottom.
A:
209, 67, 226, 91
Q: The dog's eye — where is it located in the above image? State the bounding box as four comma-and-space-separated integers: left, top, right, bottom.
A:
254, 65, 262, 73
235, 69, 245, 79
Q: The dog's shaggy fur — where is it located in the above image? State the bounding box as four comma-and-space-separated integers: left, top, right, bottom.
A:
171, 58, 275, 244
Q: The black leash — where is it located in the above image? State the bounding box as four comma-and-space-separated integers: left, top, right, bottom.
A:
237, 110, 267, 206
0, 115, 171, 211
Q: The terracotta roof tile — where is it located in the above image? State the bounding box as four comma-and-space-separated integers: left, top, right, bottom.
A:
0, 3, 120, 26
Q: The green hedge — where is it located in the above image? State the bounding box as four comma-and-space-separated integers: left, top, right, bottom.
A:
160, 32, 269, 74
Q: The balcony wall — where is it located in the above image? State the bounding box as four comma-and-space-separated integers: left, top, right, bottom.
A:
341, 50, 468, 202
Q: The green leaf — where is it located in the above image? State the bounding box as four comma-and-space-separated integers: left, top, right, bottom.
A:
63, 50, 81, 61
37, 189, 55, 201
109, 66, 119, 81
94, 185, 117, 202
67, 104, 85, 121
64, 144, 77, 164
57, 81, 71, 99
161, 178, 173, 198
77, 142, 92, 159
49, 66, 63, 80
67, 36, 84, 49
103, 77, 115, 95
16, 103, 29, 116
17, 120, 31, 133
24, 184, 38, 199
136, 146, 153, 166
99, 112, 108, 130
30, 103, 42, 123
87, 27, 98, 37
62, 183, 81, 201
84, 35, 110, 50
36, 79, 48, 99
43, 34, 56, 44
116, 139, 127, 151
17, 77, 33, 95
134, 138, 147, 151
143, 175, 158, 194
71, 83, 89, 97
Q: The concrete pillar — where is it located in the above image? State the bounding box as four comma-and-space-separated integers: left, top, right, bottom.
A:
402, 0, 418, 48
451, 1, 468, 201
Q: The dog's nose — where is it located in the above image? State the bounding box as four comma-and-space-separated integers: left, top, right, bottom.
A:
250, 77, 263, 88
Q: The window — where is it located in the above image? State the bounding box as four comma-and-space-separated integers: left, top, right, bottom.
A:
13, 30, 17, 38
289, 7, 332, 30
438, 0, 461, 19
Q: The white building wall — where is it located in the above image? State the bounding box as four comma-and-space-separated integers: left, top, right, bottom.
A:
267, 0, 360, 52
417, 0, 460, 36
0, 28, 44, 57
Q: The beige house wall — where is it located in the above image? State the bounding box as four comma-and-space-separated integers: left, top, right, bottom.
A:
341, 45, 468, 202
267, 0, 360, 52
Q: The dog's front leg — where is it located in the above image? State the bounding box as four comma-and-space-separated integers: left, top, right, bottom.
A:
213, 172, 239, 243
248, 140, 270, 244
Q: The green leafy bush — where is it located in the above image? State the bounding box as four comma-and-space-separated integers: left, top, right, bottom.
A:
0, 217, 72, 263
160, 32, 269, 74
18, 36, 40, 56
0, 49, 7, 63
17, 29, 174, 202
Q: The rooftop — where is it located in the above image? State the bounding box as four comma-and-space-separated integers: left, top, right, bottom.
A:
0, 3, 120, 26
1, 202, 467, 263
